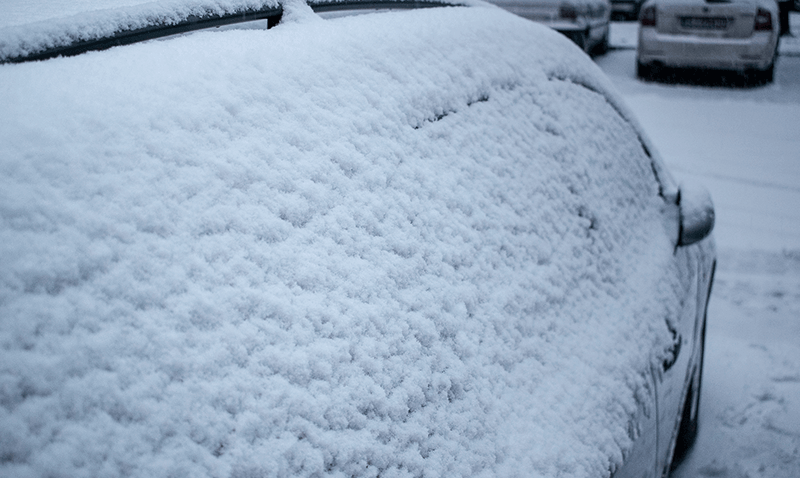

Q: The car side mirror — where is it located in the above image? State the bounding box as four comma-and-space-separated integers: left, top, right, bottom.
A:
677, 182, 715, 247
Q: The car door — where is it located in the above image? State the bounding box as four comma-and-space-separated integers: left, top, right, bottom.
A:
655, 247, 700, 475
612, 368, 659, 478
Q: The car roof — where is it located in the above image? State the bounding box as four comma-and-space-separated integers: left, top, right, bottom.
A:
2, 4, 677, 477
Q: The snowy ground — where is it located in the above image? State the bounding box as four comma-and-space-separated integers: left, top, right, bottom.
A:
599, 16, 800, 478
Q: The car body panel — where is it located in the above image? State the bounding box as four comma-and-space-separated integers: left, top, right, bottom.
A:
656, 243, 709, 475
613, 237, 714, 478
611, 369, 659, 478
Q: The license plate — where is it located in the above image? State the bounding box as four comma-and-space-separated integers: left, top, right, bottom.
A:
680, 16, 729, 30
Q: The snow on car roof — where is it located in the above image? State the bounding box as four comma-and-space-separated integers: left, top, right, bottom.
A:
2, 3, 680, 477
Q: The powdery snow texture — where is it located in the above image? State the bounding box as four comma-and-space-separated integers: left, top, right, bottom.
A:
0, 0, 283, 62
3, 5, 689, 478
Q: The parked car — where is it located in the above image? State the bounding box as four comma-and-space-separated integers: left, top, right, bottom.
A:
1, 1, 715, 477
636, 0, 780, 83
486, 0, 611, 53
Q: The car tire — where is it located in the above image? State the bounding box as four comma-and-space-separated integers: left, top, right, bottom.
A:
636, 61, 653, 80
593, 31, 609, 56
746, 62, 775, 85
670, 320, 705, 469
760, 62, 775, 84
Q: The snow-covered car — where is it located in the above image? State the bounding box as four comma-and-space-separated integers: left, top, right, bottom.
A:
486, 0, 611, 53
636, 0, 780, 83
1, 1, 715, 477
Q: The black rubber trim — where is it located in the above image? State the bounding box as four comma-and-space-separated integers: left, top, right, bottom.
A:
1, 7, 283, 64
1, 0, 462, 64
311, 0, 459, 12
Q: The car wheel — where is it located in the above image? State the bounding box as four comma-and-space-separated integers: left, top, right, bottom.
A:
636, 61, 653, 80
596, 30, 610, 55
760, 62, 775, 84
746, 62, 775, 85
670, 320, 705, 469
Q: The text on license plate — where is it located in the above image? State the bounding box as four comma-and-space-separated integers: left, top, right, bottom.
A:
680, 16, 729, 29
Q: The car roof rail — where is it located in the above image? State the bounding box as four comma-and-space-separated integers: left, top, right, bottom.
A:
0, 0, 463, 64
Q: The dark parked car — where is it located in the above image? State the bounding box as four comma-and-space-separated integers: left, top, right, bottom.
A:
0, 1, 715, 477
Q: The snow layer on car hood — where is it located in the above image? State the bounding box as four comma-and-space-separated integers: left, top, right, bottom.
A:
1, 4, 685, 478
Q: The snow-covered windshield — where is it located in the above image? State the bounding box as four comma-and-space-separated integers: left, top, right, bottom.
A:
2, 5, 684, 478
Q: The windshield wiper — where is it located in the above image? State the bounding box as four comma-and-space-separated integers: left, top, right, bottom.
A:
0, 0, 461, 64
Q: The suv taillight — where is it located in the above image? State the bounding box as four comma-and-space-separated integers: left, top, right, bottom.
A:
640, 5, 656, 27
754, 8, 772, 31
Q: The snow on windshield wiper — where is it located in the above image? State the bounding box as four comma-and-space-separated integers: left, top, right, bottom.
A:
0, 5, 282, 64
0, 0, 463, 64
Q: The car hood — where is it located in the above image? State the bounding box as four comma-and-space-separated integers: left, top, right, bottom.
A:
2, 3, 681, 477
